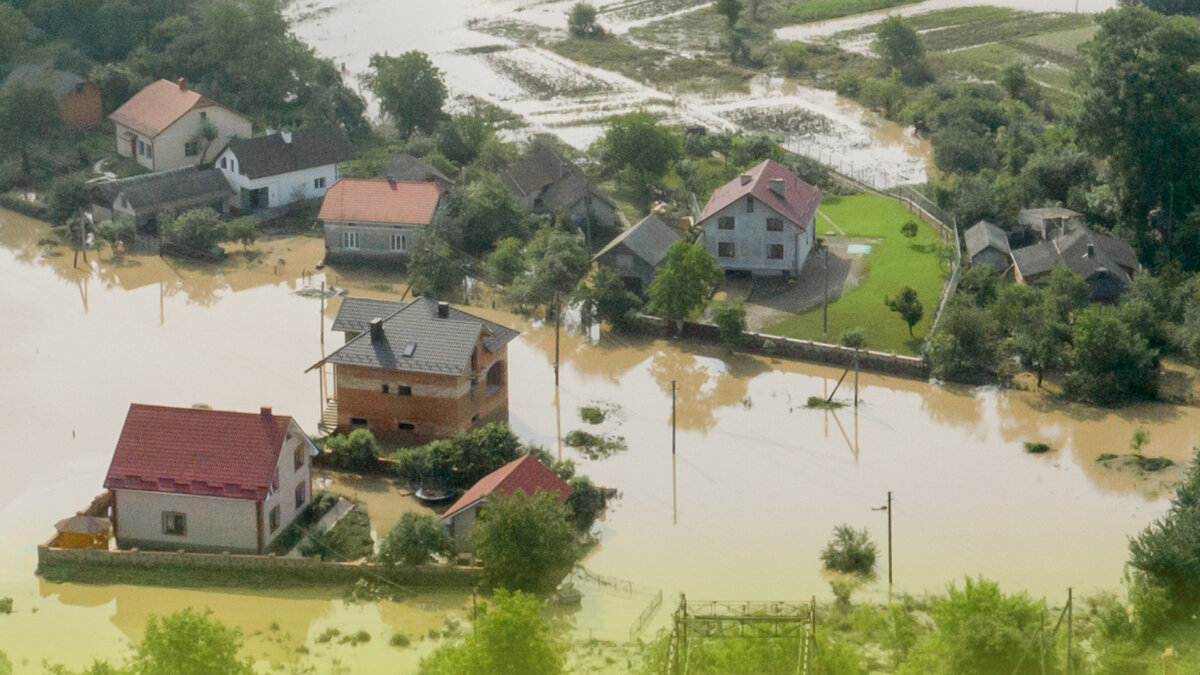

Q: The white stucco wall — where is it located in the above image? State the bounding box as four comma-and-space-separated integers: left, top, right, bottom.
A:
116, 105, 251, 172
261, 421, 315, 548
216, 147, 339, 210
114, 489, 258, 552
699, 196, 815, 275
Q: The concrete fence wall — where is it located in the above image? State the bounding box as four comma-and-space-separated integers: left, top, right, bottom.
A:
637, 316, 928, 379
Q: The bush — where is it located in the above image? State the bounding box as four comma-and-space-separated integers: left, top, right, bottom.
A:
711, 298, 747, 351
324, 429, 380, 472
821, 525, 877, 575
160, 208, 227, 258
1065, 305, 1158, 405
1128, 448, 1200, 620
568, 2, 603, 38
377, 512, 449, 568
901, 220, 919, 238
420, 589, 565, 675
0, 597, 11, 614
780, 42, 808, 74
566, 475, 604, 531
839, 328, 867, 349
305, 507, 374, 561
390, 633, 411, 647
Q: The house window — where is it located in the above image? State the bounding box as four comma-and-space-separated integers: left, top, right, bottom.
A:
161, 512, 187, 536
390, 233, 405, 252
746, 196, 755, 213
767, 218, 784, 232
341, 231, 359, 249
584, 195, 593, 209
314, 177, 326, 189
231, 160, 238, 173
295, 482, 306, 509
220, 157, 227, 169
398, 422, 415, 430
397, 385, 412, 396
533, 196, 544, 210
200, 111, 207, 122
615, 253, 634, 269
294, 444, 305, 471
146, 144, 153, 159
269, 505, 280, 532
350, 417, 368, 426
718, 242, 735, 258
381, 384, 390, 394
718, 217, 735, 230
137, 140, 145, 156
184, 141, 199, 156
270, 469, 280, 494
768, 244, 785, 259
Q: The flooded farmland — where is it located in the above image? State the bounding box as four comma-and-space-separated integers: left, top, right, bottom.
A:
2, 205, 1199, 670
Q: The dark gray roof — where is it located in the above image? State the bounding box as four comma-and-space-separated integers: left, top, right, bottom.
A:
1018, 207, 1081, 224
541, 170, 614, 212
383, 155, 453, 186
3, 64, 85, 99
1011, 240, 1060, 280
331, 297, 410, 333
1011, 227, 1139, 283
964, 220, 1010, 258
94, 166, 232, 210
593, 214, 680, 267
501, 145, 580, 197
316, 297, 519, 375
224, 126, 354, 179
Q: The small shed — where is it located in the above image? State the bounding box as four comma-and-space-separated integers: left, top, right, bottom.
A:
92, 166, 232, 230
591, 214, 681, 293
964, 220, 1012, 274
54, 515, 111, 549
1019, 207, 1083, 242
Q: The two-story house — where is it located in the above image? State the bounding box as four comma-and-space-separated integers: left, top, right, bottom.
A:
309, 296, 519, 445
318, 179, 447, 261
215, 126, 355, 212
102, 404, 316, 554
109, 78, 252, 172
696, 159, 822, 278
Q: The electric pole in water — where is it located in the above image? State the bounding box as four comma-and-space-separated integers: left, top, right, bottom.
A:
671, 380, 677, 525
873, 491, 893, 602
822, 244, 829, 340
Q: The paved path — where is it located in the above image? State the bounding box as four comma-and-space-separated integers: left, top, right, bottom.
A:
285, 498, 354, 558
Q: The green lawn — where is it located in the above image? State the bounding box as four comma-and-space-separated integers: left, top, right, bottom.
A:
763, 194, 948, 355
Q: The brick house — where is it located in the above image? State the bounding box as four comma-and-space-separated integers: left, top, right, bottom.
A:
696, 159, 822, 278
103, 404, 316, 554
3, 64, 101, 127
110, 78, 252, 172
318, 179, 447, 261
440, 455, 573, 554
310, 297, 519, 444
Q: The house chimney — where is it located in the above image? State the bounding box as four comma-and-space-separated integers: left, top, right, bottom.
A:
281, 130, 292, 144
739, 173, 752, 186
176, 77, 187, 92
1086, 243, 1095, 258
437, 301, 450, 318
369, 317, 384, 340
769, 178, 785, 198
260, 406, 272, 417
387, 178, 397, 189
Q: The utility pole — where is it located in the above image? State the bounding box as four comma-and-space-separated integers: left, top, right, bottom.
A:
672, 380, 677, 525
554, 296, 561, 387
822, 244, 829, 340
874, 491, 893, 602
1067, 587, 1073, 675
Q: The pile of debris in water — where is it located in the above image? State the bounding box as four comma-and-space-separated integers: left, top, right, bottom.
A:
296, 285, 345, 298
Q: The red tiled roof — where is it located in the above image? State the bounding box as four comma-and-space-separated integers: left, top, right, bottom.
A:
103, 404, 295, 501
109, 79, 244, 138
317, 179, 444, 225
441, 456, 573, 521
696, 159, 822, 230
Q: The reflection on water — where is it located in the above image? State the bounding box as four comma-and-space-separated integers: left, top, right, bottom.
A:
4, 207, 1200, 667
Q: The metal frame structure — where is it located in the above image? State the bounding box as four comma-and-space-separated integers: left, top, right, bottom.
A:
665, 595, 818, 675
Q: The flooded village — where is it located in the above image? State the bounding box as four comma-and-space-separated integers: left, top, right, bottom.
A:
4, 0, 1200, 672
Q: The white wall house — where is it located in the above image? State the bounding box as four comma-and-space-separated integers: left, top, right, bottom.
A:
109, 79, 252, 173
104, 404, 316, 554
696, 160, 822, 278
215, 126, 355, 212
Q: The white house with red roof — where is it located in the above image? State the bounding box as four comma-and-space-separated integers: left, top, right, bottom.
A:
441, 456, 573, 554
318, 178, 447, 261
103, 404, 317, 554
696, 159, 822, 277
109, 78, 252, 172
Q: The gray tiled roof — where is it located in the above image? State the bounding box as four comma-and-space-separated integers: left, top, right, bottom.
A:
383, 155, 453, 186
331, 297, 409, 333
225, 126, 354, 179
94, 166, 232, 210
317, 297, 519, 375
4, 63, 85, 99
964, 220, 1010, 258
500, 145, 576, 196
1011, 240, 1060, 279
1011, 227, 1139, 283
593, 214, 680, 267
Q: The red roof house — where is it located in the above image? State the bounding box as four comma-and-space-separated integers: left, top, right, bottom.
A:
441, 455, 573, 553
110, 79, 252, 172
318, 179, 447, 261
103, 404, 317, 553
696, 159, 822, 278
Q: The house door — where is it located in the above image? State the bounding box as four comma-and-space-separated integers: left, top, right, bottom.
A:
129, 137, 137, 157
240, 187, 268, 211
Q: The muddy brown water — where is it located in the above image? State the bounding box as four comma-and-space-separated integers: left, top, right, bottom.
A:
2, 207, 1199, 669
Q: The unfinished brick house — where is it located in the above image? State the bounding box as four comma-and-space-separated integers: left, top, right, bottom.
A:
310, 297, 519, 445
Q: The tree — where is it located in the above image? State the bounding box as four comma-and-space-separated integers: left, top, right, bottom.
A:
366, 51, 447, 137
0, 4, 33, 64
447, 174, 530, 255
378, 512, 449, 568
900, 220, 920, 239
820, 524, 877, 575
0, 80, 62, 178
565, 475, 604, 531
1010, 297, 1070, 388
159, 208, 226, 258
190, 119, 219, 164
437, 114, 494, 166
48, 174, 92, 226
484, 237, 527, 286
508, 228, 589, 310
1043, 265, 1090, 321
568, 3, 603, 38
574, 267, 642, 330
780, 42, 808, 74
95, 218, 135, 257
1065, 305, 1158, 404
839, 328, 868, 349
711, 298, 747, 351
472, 491, 578, 592
420, 589, 565, 675
131, 608, 254, 675
408, 232, 465, 299
324, 428, 379, 472
1128, 449, 1200, 620
714, 0, 743, 28
225, 217, 258, 250
872, 17, 930, 85
647, 242, 724, 321
601, 111, 683, 194
885, 286, 924, 336
391, 423, 524, 489
925, 302, 1002, 383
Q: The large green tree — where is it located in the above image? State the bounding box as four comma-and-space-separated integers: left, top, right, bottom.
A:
573, 266, 642, 330
872, 16, 931, 84
420, 589, 565, 675
447, 174, 530, 256
1128, 448, 1200, 620
366, 50, 447, 137
601, 111, 683, 194
1064, 305, 1158, 404
472, 491, 578, 592
924, 302, 1001, 383
159, 208, 228, 258
131, 608, 254, 675
0, 80, 62, 178
408, 232, 465, 299
646, 242, 723, 321
508, 228, 590, 310
378, 512, 450, 568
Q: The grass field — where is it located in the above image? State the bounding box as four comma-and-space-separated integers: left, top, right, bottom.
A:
764, 194, 947, 355
550, 37, 752, 94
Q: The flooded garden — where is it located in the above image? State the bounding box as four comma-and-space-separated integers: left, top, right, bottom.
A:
2, 205, 1200, 670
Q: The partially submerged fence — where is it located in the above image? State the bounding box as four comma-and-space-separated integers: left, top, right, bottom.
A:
574, 565, 665, 641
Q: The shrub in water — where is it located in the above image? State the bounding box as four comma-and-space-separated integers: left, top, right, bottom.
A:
821, 525, 877, 575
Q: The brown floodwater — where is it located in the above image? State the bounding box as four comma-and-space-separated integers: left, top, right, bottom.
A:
2, 206, 1198, 670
